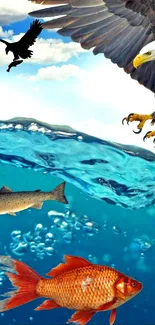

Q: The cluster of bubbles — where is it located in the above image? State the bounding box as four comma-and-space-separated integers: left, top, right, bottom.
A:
124, 234, 154, 265
9, 209, 99, 260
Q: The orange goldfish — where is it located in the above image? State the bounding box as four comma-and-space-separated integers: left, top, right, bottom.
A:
0, 255, 142, 325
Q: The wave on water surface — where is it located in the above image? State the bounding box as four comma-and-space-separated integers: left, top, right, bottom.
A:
0, 117, 155, 210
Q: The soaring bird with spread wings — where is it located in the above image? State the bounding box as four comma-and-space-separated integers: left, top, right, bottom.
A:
28, 0, 155, 143
0, 19, 42, 61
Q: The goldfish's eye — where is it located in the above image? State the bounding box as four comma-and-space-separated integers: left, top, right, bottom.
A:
131, 281, 136, 287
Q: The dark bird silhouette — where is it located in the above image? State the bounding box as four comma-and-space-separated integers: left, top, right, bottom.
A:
0, 19, 43, 61
6, 60, 23, 72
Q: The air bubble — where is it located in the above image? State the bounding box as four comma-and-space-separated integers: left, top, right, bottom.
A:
34, 224, 43, 233
48, 210, 64, 218
45, 232, 54, 240
111, 264, 115, 268
12, 242, 28, 256
102, 254, 111, 263
75, 221, 82, 231
112, 226, 121, 235
34, 236, 42, 243
53, 218, 61, 227
23, 232, 33, 243
36, 243, 45, 253
63, 232, 72, 244
30, 243, 36, 253
45, 247, 54, 256
11, 230, 21, 242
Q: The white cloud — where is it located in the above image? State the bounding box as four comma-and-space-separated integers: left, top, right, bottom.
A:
0, 0, 48, 25
28, 37, 86, 65
28, 64, 86, 81
0, 26, 13, 38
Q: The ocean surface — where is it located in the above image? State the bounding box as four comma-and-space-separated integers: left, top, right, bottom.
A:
0, 117, 154, 325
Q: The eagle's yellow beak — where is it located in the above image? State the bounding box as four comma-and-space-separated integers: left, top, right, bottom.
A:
133, 53, 152, 69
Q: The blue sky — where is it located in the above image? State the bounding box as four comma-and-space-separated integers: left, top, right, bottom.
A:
0, 0, 155, 152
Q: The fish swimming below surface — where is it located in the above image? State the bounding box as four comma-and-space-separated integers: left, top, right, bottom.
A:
0, 255, 142, 325
0, 182, 68, 216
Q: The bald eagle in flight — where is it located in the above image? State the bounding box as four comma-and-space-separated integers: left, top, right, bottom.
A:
28, 0, 155, 143
0, 19, 42, 61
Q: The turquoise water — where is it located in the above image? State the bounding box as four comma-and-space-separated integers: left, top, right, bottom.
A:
0, 117, 154, 325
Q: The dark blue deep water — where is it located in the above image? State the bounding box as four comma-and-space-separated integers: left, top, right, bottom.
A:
0, 118, 154, 325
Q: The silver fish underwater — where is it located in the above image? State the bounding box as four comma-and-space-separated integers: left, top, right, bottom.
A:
0, 182, 68, 216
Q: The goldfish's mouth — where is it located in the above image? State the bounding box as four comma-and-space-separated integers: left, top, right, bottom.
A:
137, 282, 143, 292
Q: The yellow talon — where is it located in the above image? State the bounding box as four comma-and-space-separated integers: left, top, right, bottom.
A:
122, 113, 153, 134
143, 131, 155, 142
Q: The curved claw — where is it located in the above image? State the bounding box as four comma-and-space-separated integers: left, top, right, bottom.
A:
122, 117, 127, 125
143, 131, 151, 142
133, 128, 142, 134
122, 113, 134, 125
127, 113, 134, 119
151, 118, 155, 126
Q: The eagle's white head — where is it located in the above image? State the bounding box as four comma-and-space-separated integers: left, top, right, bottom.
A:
133, 41, 155, 68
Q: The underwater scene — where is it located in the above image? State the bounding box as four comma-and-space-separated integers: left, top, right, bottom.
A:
0, 118, 154, 325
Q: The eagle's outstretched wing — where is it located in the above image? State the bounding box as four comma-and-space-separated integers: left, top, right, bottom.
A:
29, 0, 155, 93
18, 19, 43, 48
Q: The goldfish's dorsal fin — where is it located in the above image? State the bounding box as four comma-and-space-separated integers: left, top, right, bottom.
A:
46, 255, 91, 277
0, 186, 13, 193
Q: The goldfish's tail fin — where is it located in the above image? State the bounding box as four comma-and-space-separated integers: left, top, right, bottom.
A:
0, 256, 41, 312
51, 182, 68, 204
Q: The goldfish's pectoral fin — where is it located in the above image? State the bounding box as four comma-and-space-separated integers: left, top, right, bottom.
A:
8, 212, 16, 216
32, 202, 43, 210
67, 310, 95, 325
0, 186, 13, 193
35, 300, 60, 311
97, 298, 117, 312
109, 309, 116, 325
